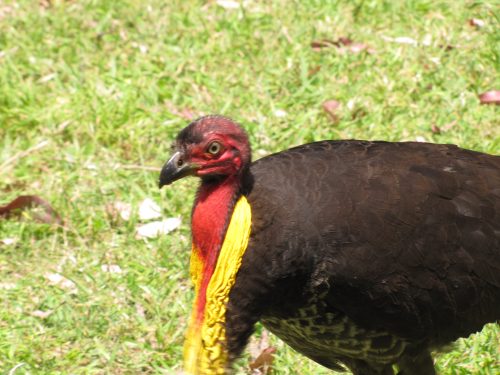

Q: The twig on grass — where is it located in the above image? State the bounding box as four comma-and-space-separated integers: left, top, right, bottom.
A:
0, 140, 50, 171
113, 164, 161, 172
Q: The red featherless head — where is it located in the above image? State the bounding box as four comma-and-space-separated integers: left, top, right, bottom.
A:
159, 115, 251, 187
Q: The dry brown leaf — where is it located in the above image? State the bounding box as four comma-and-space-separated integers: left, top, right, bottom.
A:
310, 39, 336, 50
0, 195, 61, 224
249, 347, 277, 374
438, 44, 455, 52
479, 90, 500, 105
248, 330, 271, 359
307, 65, 321, 77
337, 36, 354, 46
322, 99, 341, 123
431, 124, 441, 134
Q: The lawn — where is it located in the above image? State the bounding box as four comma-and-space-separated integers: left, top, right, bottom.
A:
0, 0, 498, 374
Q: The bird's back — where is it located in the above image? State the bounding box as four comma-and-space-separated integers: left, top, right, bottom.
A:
239, 140, 499, 351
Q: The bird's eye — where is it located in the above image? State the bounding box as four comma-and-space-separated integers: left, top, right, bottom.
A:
207, 142, 222, 155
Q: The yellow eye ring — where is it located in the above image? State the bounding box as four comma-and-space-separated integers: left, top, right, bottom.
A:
207, 142, 222, 155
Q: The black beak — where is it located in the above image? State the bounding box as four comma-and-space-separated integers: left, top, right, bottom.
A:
159, 151, 197, 188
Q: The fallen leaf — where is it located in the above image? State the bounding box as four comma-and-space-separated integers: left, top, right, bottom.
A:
347, 42, 371, 54
39, 0, 51, 9
101, 264, 123, 274
0, 282, 16, 289
479, 90, 500, 105
138, 198, 162, 221
107, 201, 132, 221
431, 124, 441, 134
273, 109, 287, 118
351, 107, 368, 121
249, 347, 277, 374
31, 309, 53, 319
248, 329, 271, 359
311, 37, 373, 54
322, 100, 341, 123
469, 18, 485, 28
37, 73, 57, 83
382, 36, 418, 45
307, 65, 321, 77
311, 39, 336, 50
1, 237, 18, 246
216, 0, 240, 9
136, 218, 181, 239
438, 44, 455, 52
415, 136, 427, 143
0, 195, 61, 224
84, 162, 97, 170
393, 36, 418, 45
337, 36, 353, 46
45, 273, 77, 293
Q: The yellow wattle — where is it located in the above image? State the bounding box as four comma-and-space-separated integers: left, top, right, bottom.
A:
184, 195, 252, 374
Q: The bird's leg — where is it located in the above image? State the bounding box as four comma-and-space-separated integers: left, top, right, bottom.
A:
343, 358, 395, 375
397, 349, 435, 375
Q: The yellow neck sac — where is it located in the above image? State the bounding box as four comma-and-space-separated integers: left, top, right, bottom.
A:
184, 195, 252, 374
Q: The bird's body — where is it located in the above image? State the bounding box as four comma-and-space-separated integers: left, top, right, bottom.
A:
159, 116, 500, 375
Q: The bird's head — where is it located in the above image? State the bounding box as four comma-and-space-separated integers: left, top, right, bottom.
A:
159, 115, 251, 188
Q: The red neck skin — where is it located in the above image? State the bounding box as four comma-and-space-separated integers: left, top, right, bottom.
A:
191, 175, 241, 323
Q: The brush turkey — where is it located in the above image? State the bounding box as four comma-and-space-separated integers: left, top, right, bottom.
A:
159, 115, 500, 375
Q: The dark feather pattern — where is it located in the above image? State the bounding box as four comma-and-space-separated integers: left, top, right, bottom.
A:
226, 140, 500, 375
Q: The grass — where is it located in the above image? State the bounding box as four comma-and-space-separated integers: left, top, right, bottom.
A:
0, 0, 499, 373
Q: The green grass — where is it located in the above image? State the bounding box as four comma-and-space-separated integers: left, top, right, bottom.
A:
0, 0, 499, 373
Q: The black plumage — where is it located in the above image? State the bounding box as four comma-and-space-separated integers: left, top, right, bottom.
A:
160, 116, 500, 375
